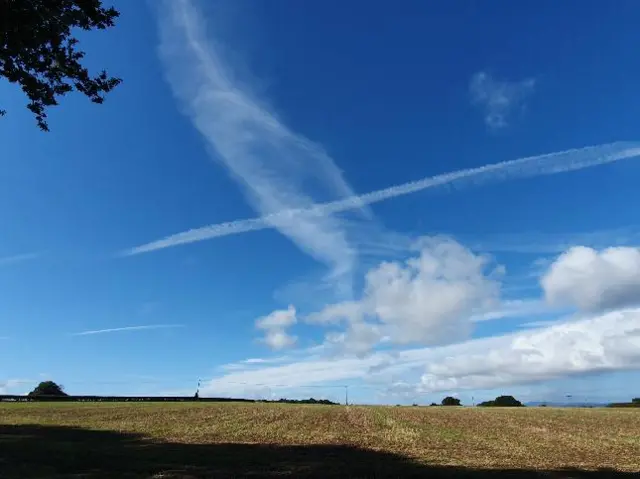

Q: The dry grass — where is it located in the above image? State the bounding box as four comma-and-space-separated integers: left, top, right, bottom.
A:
0, 402, 638, 478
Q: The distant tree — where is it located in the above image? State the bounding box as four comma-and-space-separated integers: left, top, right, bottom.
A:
441, 396, 461, 406
633, 398, 640, 404
28, 381, 67, 397
0, 0, 122, 131
274, 397, 338, 406
478, 395, 523, 407
412, 403, 418, 407
430, 402, 438, 407
194, 391, 199, 400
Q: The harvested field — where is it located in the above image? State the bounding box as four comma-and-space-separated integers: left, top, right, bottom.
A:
0, 402, 638, 478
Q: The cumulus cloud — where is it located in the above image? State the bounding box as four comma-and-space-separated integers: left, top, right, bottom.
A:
256, 305, 297, 350
470, 71, 535, 129
420, 308, 640, 392
542, 246, 640, 312
304, 236, 502, 354
206, 308, 640, 398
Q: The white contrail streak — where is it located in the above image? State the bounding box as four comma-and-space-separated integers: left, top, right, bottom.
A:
125, 142, 640, 256
0, 253, 38, 266
154, 0, 366, 285
72, 325, 184, 336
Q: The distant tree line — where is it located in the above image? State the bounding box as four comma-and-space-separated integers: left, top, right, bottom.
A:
426, 395, 524, 407
607, 398, 640, 408
13, 381, 614, 409
272, 398, 338, 405
0, 382, 339, 405
477, 395, 524, 407
440, 396, 461, 406
1, 394, 257, 403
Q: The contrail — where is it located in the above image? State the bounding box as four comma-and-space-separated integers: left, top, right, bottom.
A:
154, 0, 365, 284
72, 324, 185, 336
124, 142, 640, 256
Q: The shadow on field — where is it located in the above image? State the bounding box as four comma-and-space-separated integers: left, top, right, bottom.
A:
0, 424, 635, 478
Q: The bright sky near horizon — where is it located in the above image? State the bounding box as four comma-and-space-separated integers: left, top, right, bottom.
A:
2, 0, 640, 405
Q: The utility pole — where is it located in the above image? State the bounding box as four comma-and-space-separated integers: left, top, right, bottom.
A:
345, 385, 349, 406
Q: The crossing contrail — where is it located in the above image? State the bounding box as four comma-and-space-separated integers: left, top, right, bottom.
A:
124, 142, 640, 256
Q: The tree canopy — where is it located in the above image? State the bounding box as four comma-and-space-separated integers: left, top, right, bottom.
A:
477, 395, 523, 407
441, 396, 461, 406
0, 0, 121, 131
28, 381, 68, 397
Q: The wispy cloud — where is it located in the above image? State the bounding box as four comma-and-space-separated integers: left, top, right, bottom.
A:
201, 308, 640, 398
219, 356, 293, 372
0, 253, 38, 266
0, 379, 37, 394
153, 0, 367, 287
72, 324, 184, 336
470, 299, 554, 322
467, 226, 640, 254
124, 142, 640, 255
469, 71, 535, 129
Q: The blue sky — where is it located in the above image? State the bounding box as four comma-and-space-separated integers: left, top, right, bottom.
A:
2, 0, 640, 405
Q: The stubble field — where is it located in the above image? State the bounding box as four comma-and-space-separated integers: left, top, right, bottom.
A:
0, 402, 638, 478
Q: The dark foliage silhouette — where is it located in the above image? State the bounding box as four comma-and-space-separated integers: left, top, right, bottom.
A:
275, 397, 338, 405
478, 395, 524, 407
1, 393, 339, 404
608, 397, 640, 408
441, 396, 462, 406
27, 381, 67, 397
0, 0, 121, 130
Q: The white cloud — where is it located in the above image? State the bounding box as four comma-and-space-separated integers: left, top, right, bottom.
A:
306, 301, 363, 325
363, 237, 500, 344
469, 71, 535, 129
243, 357, 282, 364
152, 0, 366, 288
125, 142, 640, 255
542, 246, 640, 312
256, 305, 297, 329
261, 330, 297, 350
420, 308, 640, 392
304, 236, 501, 354
72, 324, 184, 336
204, 308, 640, 398
256, 305, 297, 350
202, 355, 382, 397
0, 379, 34, 395
470, 299, 552, 322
